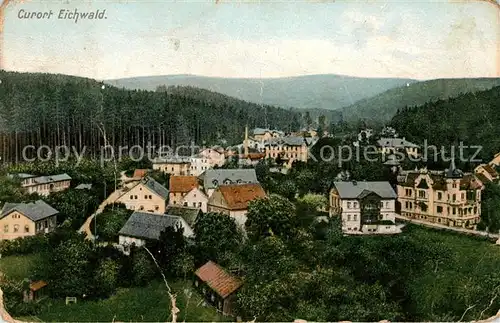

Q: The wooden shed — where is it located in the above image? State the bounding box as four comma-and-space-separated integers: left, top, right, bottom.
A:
194, 261, 243, 316
23, 280, 48, 303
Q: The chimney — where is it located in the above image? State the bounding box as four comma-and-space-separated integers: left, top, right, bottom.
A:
244, 125, 249, 156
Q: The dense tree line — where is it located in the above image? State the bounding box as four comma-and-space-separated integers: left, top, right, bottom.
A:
389, 86, 500, 162
0, 71, 302, 163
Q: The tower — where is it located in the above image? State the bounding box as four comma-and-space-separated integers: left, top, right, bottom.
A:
244, 125, 249, 156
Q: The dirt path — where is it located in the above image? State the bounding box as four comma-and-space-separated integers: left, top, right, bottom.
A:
79, 188, 125, 241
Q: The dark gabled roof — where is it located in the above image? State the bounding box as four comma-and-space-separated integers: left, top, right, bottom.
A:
195, 261, 243, 298
333, 181, 397, 199
416, 178, 429, 189
398, 172, 419, 187
357, 189, 381, 200
141, 177, 169, 199
118, 212, 186, 240
165, 205, 201, 227
200, 169, 258, 190
28, 173, 72, 185
430, 174, 447, 191
476, 173, 491, 184
0, 200, 58, 222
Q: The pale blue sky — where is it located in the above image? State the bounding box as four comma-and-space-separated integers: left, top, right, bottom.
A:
2, 0, 498, 80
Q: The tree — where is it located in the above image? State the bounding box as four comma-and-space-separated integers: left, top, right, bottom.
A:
245, 194, 297, 241
193, 212, 244, 267
34, 234, 94, 298
131, 248, 157, 286
147, 224, 187, 274
93, 258, 121, 297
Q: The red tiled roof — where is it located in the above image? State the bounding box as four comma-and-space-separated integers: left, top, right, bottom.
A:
133, 169, 149, 178
169, 176, 198, 193
218, 183, 266, 210
195, 261, 243, 298
240, 153, 265, 160
30, 280, 47, 291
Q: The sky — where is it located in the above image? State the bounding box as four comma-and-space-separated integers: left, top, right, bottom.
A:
2, 0, 499, 80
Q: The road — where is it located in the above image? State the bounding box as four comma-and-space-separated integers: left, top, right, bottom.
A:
395, 215, 500, 242
79, 188, 126, 241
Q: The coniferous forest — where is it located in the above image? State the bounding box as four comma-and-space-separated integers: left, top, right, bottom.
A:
390, 86, 500, 162
0, 71, 302, 162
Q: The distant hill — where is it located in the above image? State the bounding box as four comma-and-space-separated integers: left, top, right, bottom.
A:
342, 78, 500, 123
390, 85, 500, 162
105, 74, 416, 111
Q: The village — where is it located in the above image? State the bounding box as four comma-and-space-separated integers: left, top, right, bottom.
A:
1, 123, 500, 322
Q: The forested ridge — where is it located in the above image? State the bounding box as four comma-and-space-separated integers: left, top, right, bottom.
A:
390, 85, 500, 161
0, 71, 301, 162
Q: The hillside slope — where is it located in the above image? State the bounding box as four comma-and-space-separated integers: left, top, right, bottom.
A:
390, 85, 500, 161
0, 71, 301, 162
106, 74, 416, 111
343, 78, 500, 122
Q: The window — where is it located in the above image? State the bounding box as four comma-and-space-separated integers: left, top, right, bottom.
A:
144, 195, 148, 199
24, 225, 29, 233
347, 202, 351, 209
155, 205, 159, 211
418, 190, 426, 198
453, 207, 456, 215
452, 194, 456, 202
183, 202, 187, 206
139, 206, 144, 210
437, 206, 443, 213
353, 202, 358, 208
347, 214, 351, 221
198, 202, 202, 207
149, 195, 152, 199
438, 192, 442, 200
13, 224, 19, 232
3, 225, 8, 233
130, 195, 133, 199
353, 215, 357, 221
193, 202, 196, 207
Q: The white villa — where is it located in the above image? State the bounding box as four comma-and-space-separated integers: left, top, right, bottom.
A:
330, 181, 401, 235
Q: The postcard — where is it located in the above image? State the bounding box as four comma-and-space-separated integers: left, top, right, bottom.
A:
0, 0, 499, 322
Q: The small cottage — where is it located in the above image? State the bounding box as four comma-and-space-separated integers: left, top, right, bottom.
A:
194, 261, 243, 316
23, 280, 48, 303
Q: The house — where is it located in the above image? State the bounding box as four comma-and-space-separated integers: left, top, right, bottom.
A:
264, 136, 311, 168
23, 280, 48, 303
198, 148, 226, 168
330, 181, 400, 235
194, 261, 243, 316
190, 155, 212, 177
200, 169, 259, 198
165, 205, 202, 227
474, 164, 499, 183
169, 176, 199, 206
116, 176, 169, 214
377, 137, 420, 158
9, 173, 71, 196
118, 211, 194, 250
238, 153, 266, 166
0, 200, 59, 240
152, 157, 191, 176
489, 152, 500, 167
397, 162, 483, 229
252, 128, 284, 142
180, 187, 208, 212
207, 183, 266, 226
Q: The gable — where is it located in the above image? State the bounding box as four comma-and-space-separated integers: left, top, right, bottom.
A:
208, 189, 228, 208
0, 210, 34, 224
183, 187, 208, 201
118, 182, 166, 201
